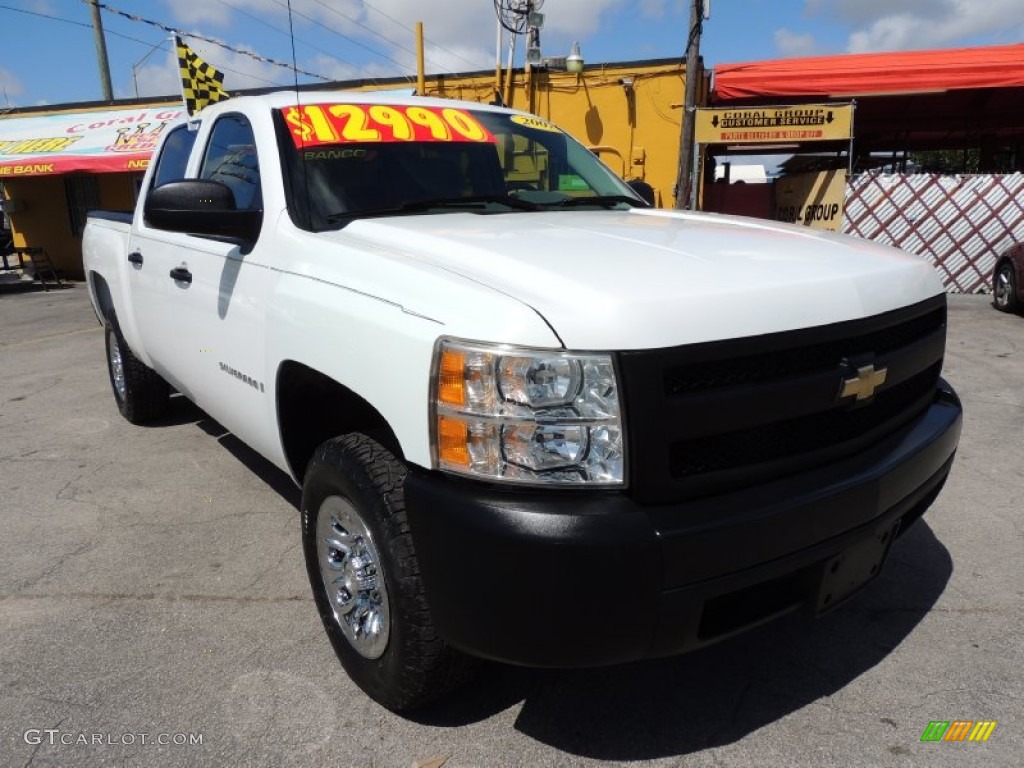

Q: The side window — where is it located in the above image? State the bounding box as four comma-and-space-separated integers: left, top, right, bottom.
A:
150, 125, 197, 189
199, 115, 262, 211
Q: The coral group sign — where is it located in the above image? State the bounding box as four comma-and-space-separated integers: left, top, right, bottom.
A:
696, 104, 854, 145
0, 106, 186, 176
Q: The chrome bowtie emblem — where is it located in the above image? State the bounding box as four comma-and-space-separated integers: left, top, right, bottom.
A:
839, 364, 888, 401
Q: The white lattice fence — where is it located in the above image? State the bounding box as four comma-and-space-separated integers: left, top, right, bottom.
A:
842, 173, 1024, 293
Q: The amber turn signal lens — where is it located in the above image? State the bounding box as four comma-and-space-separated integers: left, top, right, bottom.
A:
438, 349, 466, 406
437, 416, 469, 467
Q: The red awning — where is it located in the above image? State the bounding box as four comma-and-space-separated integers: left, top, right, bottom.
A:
713, 43, 1024, 102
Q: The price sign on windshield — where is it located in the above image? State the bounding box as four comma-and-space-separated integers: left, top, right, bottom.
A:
283, 103, 497, 147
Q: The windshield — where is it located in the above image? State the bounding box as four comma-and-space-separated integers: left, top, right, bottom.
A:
276, 102, 644, 230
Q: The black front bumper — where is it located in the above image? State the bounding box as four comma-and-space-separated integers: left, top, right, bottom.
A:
404, 382, 961, 668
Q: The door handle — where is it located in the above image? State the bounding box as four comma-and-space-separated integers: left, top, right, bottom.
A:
169, 266, 193, 284
127, 251, 143, 266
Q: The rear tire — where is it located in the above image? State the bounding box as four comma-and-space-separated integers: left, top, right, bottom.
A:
104, 316, 170, 424
993, 261, 1020, 313
301, 433, 474, 711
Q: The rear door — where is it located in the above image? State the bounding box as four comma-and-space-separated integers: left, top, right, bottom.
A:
126, 122, 197, 376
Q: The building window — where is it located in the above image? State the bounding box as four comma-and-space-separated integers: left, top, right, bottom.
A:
65, 174, 100, 237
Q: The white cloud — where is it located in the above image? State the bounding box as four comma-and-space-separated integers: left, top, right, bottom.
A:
540, 0, 622, 37
640, 0, 665, 18
308, 54, 396, 84
774, 28, 820, 57
806, 0, 1024, 53
202, 46, 295, 91
127, 49, 185, 100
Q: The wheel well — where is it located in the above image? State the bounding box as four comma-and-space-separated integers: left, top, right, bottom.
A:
89, 271, 115, 323
277, 361, 402, 482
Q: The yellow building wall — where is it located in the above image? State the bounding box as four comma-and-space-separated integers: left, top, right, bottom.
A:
98, 172, 139, 213
4, 171, 141, 278
3, 176, 79, 274
358, 61, 688, 208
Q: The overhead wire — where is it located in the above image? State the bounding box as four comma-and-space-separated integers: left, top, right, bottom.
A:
0, 2, 287, 92
308, 0, 420, 59
87, 1, 332, 80
259, 0, 413, 78
213, 0, 381, 81
317, 0, 488, 72
493, 0, 532, 35
5, 0, 489, 100
0, 3, 161, 48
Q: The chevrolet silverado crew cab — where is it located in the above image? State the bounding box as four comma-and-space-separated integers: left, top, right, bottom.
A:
83, 91, 962, 711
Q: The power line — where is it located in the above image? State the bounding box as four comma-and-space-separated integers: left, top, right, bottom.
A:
259, 0, 413, 76
363, 0, 485, 70
135, 39, 289, 89
0, 3, 157, 47
213, 0, 373, 79
309, 0, 419, 59
306, 0, 481, 72
494, 0, 528, 35
88, 1, 332, 80
0, 2, 287, 97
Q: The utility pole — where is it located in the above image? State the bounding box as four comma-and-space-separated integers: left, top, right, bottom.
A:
525, 1, 539, 115
674, 0, 704, 209
89, 0, 114, 101
415, 22, 426, 96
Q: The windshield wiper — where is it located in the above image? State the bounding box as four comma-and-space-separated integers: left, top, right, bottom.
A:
327, 194, 538, 222
545, 195, 646, 209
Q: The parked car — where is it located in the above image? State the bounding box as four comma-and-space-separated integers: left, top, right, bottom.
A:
993, 243, 1024, 312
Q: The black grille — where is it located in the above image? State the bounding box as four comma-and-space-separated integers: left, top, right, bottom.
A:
664, 306, 946, 395
669, 363, 940, 478
617, 296, 948, 504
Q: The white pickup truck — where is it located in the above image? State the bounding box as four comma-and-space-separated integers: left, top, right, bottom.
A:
83, 90, 962, 711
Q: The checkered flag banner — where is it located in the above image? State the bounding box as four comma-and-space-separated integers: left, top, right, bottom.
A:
175, 36, 228, 116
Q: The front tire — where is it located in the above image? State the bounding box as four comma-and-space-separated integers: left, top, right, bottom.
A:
104, 317, 169, 424
301, 434, 473, 711
993, 262, 1020, 313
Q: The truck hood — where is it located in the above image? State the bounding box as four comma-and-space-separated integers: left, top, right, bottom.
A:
332, 209, 944, 350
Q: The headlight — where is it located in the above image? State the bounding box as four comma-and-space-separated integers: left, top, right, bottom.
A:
431, 338, 625, 485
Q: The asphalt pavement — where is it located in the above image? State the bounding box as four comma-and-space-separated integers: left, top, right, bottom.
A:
0, 285, 1020, 768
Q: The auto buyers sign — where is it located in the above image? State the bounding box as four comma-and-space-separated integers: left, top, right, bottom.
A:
0, 105, 186, 177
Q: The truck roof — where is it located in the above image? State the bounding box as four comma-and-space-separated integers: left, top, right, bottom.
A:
193, 89, 523, 121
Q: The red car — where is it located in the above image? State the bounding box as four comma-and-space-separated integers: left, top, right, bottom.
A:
994, 244, 1024, 312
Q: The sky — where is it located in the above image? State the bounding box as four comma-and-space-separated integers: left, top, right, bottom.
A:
1, 0, 1024, 109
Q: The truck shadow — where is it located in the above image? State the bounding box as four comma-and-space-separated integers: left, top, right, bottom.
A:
413, 521, 952, 761
153, 394, 302, 509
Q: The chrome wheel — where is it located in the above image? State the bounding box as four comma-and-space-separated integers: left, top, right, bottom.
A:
107, 333, 127, 402
316, 495, 390, 659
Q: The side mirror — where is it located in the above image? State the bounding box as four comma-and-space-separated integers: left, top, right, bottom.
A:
626, 179, 656, 207
144, 180, 262, 246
